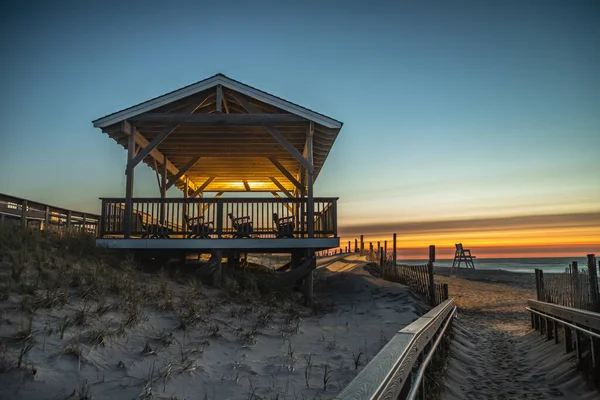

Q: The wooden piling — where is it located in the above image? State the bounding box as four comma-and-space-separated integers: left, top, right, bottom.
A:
21, 200, 27, 228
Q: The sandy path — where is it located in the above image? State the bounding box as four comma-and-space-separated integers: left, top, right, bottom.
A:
437, 273, 597, 400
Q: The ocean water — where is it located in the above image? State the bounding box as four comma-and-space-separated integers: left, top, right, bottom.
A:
397, 257, 594, 274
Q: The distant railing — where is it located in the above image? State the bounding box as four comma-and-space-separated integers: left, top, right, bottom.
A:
365, 249, 449, 307
336, 299, 456, 400
99, 197, 338, 239
535, 255, 599, 312
0, 193, 100, 235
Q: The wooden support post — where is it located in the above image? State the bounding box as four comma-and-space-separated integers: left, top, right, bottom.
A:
82, 214, 86, 233
377, 241, 381, 254
213, 250, 222, 285
392, 233, 397, 267
66, 211, 72, 229
564, 325, 573, 353
124, 122, 136, 238
44, 206, 50, 230
307, 122, 314, 238
354, 239, 358, 253
303, 251, 315, 303
546, 318, 552, 340
160, 153, 167, 225
348, 241, 351, 253
553, 319, 559, 344
587, 254, 599, 311
21, 200, 27, 229
369, 242, 374, 261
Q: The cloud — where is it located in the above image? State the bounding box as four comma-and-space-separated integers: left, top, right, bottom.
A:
338, 212, 600, 237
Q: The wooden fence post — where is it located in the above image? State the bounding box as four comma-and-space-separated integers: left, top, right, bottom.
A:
443, 283, 448, 302
360, 235, 364, 256
427, 260, 435, 306
384, 240, 387, 261
355, 239, 358, 253
392, 233, 397, 267
587, 254, 599, 311
571, 262, 579, 309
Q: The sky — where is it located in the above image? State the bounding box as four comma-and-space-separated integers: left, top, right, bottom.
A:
0, 0, 598, 258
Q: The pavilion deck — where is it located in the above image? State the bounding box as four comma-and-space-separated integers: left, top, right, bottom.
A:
97, 197, 339, 251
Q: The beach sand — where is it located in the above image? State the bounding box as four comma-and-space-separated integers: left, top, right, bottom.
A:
436, 267, 598, 400
0, 254, 425, 400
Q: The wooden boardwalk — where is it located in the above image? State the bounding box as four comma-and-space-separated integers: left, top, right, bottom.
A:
437, 274, 598, 399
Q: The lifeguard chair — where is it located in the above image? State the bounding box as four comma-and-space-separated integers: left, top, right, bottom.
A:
451, 243, 475, 271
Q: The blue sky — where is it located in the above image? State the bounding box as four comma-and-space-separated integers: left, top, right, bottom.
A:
0, 1, 598, 243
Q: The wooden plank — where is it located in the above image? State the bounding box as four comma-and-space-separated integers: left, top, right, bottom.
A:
166, 156, 201, 190
268, 157, 303, 190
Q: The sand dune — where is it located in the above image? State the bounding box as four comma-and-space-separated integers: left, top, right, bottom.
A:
0, 254, 425, 400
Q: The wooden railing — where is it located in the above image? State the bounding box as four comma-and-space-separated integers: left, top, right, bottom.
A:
99, 197, 338, 239
535, 255, 599, 312
527, 300, 600, 382
0, 193, 100, 235
336, 299, 456, 400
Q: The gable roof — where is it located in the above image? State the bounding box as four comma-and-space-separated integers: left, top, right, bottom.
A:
93, 73, 343, 130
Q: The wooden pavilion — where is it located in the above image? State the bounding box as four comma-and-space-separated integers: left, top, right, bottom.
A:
93, 74, 342, 279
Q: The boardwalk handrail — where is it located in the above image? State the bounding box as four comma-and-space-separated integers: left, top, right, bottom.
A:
0, 192, 100, 235
336, 298, 456, 400
527, 299, 600, 376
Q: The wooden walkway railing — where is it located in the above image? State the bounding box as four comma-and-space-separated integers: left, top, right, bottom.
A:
535, 255, 599, 312
335, 299, 456, 400
0, 193, 100, 235
527, 300, 600, 383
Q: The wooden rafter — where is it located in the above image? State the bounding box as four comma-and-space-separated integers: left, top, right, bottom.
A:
153, 158, 162, 192
189, 177, 215, 198
166, 156, 201, 190
243, 180, 251, 191
229, 93, 312, 173
120, 121, 199, 192
269, 177, 293, 198
268, 157, 303, 191
127, 100, 207, 170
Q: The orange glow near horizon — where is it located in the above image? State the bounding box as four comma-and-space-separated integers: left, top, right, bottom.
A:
336, 212, 600, 259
